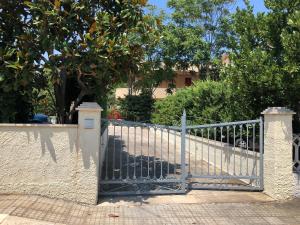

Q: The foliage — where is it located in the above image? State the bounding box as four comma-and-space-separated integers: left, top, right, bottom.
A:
222, 0, 300, 122
0, 1, 43, 122
128, 8, 175, 96
118, 92, 154, 122
32, 85, 56, 116
152, 80, 229, 125
127, 0, 235, 103
159, 0, 234, 79
154, 0, 300, 127
2, 0, 300, 127
1, 0, 159, 123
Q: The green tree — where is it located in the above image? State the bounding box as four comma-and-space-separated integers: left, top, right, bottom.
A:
1, 0, 158, 123
0, 1, 45, 122
153, 0, 300, 127
161, 0, 234, 79
119, 7, 174, 96
267, 0, 300, 120
222, 0, 300, 122
117, 7, 175, 118
27, 0, 157, 123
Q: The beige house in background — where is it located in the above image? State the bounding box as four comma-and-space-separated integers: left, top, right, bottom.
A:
116, 67, 200, 99
116, 54, 230, 99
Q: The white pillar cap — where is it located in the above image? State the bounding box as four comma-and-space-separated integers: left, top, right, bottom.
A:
76, 102, 103, 112
262, 107, 295, 115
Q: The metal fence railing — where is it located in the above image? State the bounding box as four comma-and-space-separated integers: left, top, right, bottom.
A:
293, 134, 300, 173
99, 111, 264, 195
99, 119, 185, 195
182, 110, 263, 191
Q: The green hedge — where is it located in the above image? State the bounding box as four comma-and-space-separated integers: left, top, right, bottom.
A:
118, 92, 154, 122
152, 81, 231, 126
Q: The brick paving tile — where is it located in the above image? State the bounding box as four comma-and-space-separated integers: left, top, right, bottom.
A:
278, 217, 300, 225
0, 195, 300, 225
263, 217, 286, 225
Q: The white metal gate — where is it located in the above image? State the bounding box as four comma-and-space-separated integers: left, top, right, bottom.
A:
99, 120, 186, 195
182, 112, 264, 191
99, 112, 264, 195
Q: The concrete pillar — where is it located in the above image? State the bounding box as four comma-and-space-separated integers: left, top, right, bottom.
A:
76, 102, 102, 204
262, 107, 295, 200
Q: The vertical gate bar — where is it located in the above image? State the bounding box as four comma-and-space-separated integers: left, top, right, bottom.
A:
133, 126, 137, 179
120, 125, 123, 179
233, 125, 236, 175
160, 128, 163, 179
154, 128, 157, 179
181, 110, 186, 191
227, 126, 230, 173
201, 129, 204, 175
107, 126, 109, 148
253, 124, 259, 186
174, 129, 177, 175
194, 129, 197, 174
207, 128, 210, 175
296, 139, 299, 171
147, 127, 150, 178
99, 123, 103, 179
112, 125, 116, 180
220, 127, 223, 175
255, 123, 258, 185
140, 126, 143, 178
259, 117, 264, 190
167, 128, 170, 175
214, 127, 217, 175
239, 124, 243, 176
252, 124, 256, 177
188, 130, 191, 175
246, 124, 249, 176
126, 126, 130, 179
105, 123, 109, 180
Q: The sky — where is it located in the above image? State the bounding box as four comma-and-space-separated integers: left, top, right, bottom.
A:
148, 0, 268, 14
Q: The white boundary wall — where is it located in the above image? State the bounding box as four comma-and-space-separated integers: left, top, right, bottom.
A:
0, 102, 102, 204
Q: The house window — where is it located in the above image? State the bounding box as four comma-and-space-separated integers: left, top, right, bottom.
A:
185, 77, 192, 87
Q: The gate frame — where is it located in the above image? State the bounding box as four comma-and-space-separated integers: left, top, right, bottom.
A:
181, 113, 264, 192
99, 112, 264, 196
99, 119, 186, 196
180, 110, 187, 192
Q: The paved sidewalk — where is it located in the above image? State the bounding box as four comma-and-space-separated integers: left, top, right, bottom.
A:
0, 191, 300, 225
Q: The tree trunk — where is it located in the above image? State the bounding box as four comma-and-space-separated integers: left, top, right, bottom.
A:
296, 100, 300, 123
66, 72, 89, 123
54, 69, 67, 124
67, 90, 86, 123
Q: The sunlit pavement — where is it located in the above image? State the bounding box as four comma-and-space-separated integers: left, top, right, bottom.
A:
0, 191, 300, 225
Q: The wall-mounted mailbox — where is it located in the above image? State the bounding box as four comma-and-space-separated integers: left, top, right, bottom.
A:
84, 118, 94, 129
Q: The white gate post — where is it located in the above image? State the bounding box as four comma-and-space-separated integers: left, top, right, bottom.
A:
76, 102, 102, 204
181, 110, 187, 191
262, 107, 295, 200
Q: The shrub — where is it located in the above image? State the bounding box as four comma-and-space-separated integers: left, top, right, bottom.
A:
152, 81, 230, 126
118, 92, 154, 122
